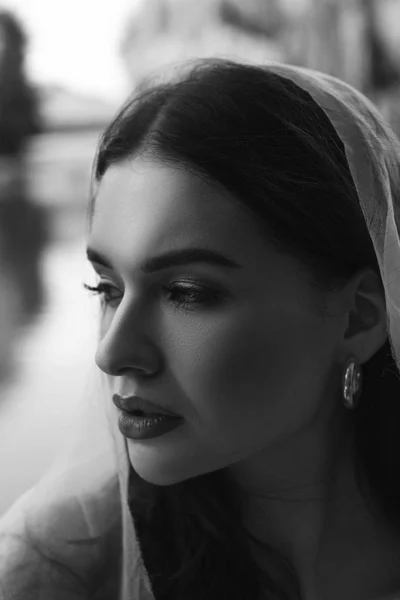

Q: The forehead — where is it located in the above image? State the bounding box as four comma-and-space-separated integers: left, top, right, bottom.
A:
89, 157, 264, 267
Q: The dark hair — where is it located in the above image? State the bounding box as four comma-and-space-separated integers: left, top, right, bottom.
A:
91, 59, 400, 600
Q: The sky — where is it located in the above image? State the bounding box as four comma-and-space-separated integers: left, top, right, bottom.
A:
0, 0, 141, 102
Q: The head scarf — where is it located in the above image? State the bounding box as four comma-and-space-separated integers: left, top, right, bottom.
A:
0, 61, 399, 600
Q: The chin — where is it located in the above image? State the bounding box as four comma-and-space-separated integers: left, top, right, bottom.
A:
135, 465, 187, 486
126, 448, 194, 486
126, 443, 219, 487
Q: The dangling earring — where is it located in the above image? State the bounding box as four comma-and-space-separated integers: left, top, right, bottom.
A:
342, 358, 362, 410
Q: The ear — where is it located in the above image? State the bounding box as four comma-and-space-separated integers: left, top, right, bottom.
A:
336, 268, 388, 364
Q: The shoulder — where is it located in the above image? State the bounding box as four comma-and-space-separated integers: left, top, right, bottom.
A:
0, 478, 122, 599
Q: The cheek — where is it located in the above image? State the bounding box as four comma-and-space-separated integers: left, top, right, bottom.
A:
173, 308, 330, 440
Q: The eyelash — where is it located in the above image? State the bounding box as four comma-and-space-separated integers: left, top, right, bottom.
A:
83, 282, 221, 311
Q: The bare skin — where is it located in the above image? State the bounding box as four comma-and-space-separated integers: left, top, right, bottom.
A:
88, 156, 399, 600
237, 412, 400, 600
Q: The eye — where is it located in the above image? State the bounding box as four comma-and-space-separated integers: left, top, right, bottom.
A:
83, 281, 224, 311
83, 282, 121, 305
162, 283, 222, 311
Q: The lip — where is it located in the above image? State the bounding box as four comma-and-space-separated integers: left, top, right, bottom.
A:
117, 410, 184, 440
112, 393, 182, 418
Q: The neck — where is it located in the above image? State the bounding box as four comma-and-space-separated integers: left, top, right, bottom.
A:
227, 407, 400, 600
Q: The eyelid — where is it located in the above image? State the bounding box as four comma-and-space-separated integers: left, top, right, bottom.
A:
90, 266, 232, 299
90, 263, 113, 277
91, 265, 124, 288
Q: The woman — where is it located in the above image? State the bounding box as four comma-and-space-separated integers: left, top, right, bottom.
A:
0, 58, 400, 600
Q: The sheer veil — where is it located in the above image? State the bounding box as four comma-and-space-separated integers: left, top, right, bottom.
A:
0, 62, 399, 600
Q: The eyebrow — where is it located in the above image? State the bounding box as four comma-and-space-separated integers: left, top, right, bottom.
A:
86, 246, 243, 273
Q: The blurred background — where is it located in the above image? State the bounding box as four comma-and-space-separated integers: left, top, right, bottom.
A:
0, 0, 400, 516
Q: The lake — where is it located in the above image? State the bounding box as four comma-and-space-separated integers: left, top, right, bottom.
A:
0, 234, 99, 516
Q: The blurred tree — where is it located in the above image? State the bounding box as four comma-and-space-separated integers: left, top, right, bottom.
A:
278, 0, 367, 89
219, 0, 284, 39
119, 0, 281, 88
361, 0, 400, 94
119, 0, 400, 134
279, 0, 400, 96
0, 11, 49, 386
0, 11, 41, 155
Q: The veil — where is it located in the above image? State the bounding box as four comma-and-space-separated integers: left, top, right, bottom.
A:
0, 62, 399, 600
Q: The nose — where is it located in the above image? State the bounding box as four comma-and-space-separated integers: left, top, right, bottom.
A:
95, 300, 161, 377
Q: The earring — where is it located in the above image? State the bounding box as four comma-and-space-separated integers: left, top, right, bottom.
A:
342, 359, 362, 410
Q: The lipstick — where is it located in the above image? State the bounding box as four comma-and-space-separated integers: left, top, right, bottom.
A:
112, 393, 184, 440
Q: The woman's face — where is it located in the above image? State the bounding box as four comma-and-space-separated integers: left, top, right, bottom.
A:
88, 156, 342, 485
